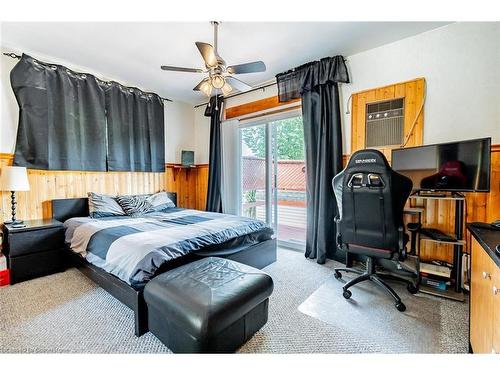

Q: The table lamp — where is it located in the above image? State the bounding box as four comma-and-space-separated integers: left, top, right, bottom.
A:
0, 166, 30, 226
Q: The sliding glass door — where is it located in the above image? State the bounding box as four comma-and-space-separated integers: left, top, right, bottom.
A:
240, 123, 270, 223
239, 111, 306, 249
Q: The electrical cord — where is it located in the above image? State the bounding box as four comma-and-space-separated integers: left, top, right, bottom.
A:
401, 78, 427, 148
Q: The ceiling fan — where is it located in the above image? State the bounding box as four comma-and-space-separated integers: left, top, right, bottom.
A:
160, 21, 266, 97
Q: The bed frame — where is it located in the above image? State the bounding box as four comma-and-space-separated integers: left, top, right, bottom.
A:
52, 194, 277, 337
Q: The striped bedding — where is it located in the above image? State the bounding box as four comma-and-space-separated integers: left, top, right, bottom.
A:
64, 208, 273, 288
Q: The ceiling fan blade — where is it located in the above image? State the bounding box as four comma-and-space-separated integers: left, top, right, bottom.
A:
225, 76, 253, 92
161, 66, 204, 73
195, 42, 218, 68
227, 61, 266, 75
193, 78, 210, 91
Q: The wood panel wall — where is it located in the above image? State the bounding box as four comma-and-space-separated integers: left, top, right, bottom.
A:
165, 164, 208, 211
0, 153, 209, 221
351, 77, 425, 161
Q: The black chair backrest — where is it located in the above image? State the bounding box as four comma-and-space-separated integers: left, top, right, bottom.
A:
333, 149, 412, 252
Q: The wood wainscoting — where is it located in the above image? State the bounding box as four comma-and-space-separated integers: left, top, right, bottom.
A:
165, 164, 208, 211
0, 153, 209, 221
2, 146, 497, 263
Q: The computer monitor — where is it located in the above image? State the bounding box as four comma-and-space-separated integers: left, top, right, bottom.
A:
391, 138, 491, 192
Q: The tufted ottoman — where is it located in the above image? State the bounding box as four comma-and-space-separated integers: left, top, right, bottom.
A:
144, 257, 274, 353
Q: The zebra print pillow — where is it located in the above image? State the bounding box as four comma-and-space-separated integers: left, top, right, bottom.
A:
116, 195, 154, 216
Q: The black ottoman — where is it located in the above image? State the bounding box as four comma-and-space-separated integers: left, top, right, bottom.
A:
144, 257, 274, 353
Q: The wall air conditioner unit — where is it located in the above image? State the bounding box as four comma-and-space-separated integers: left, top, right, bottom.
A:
365, 98, 404, 148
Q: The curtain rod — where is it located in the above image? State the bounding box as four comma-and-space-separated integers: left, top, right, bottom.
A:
2, 52, 173, 102
192, 56, 350, 108
193, 81, 276, 109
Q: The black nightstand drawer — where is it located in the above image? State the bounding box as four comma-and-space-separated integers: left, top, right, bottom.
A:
8, 227, 64, 257
9, 249, 65, 284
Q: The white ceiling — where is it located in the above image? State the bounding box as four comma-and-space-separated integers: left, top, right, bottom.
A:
1, 22, 449, 104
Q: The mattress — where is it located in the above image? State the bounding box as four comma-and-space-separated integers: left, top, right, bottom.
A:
64, 208, 273, 288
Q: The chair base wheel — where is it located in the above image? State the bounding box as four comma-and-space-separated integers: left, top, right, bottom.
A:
343, 290, 352, 299
395, 302, 406, 312
407, 283, 419, 294
334, 271, 342, 280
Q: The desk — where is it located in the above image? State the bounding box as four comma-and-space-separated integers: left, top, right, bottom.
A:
404, 207, 424, 256
408, 193, 466, 299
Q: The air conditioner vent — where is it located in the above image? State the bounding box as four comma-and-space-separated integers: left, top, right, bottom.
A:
366, 98, 404, 147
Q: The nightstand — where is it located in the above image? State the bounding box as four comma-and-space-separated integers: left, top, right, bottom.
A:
1, 219, 66, 284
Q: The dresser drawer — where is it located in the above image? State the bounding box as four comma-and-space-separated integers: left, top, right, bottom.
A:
8, 227, 64, 257
9, 249, 65, 284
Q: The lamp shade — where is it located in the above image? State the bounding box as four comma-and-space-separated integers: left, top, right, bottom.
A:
0, 166, 30, 192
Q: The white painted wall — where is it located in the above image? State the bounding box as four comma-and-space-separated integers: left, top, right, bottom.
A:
341, 22, 500, 153
224, 84, 278, 108
0, 51, 18, 153
194, 22, 500, 160
194, 106, 211, 164
0, 47, 195, 163
164, 100, 195, 163
3, 22, 498, 164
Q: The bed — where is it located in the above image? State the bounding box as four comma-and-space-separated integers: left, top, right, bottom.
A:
52, 193, 277, 336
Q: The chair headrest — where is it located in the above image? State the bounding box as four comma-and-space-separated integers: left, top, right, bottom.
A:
346, 149, 391, 171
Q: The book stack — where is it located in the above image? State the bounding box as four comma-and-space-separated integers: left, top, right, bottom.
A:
420, 262, 452, 291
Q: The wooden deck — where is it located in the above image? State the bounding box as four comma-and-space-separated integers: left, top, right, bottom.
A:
242, 201, 307, 244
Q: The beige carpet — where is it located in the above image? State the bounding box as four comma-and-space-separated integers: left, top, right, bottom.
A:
0, 249, 468, 353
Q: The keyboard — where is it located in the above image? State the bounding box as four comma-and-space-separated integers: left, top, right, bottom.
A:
420, 228, 457, 242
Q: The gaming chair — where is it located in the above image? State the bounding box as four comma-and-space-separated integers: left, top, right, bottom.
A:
332, 149, 418, 312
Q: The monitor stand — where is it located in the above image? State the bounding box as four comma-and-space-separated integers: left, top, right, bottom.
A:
413, 190, 447, 198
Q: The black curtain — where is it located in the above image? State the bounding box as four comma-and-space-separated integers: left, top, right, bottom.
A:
10, 54, 165, 172
105, 84, 165, 172
11, 54, 107, 171
205, 95, 224, 212
276, 56, 349, 263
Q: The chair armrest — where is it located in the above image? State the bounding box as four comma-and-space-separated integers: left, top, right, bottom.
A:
335, 216, 343, 249
398, 226, 407, 260
407, 222, 421, 232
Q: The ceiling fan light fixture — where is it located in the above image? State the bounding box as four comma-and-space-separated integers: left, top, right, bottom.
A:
211, 74, 225, 89
199, 80, 213, 97
221, 82, 233, 96
160, 22, 266, 98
